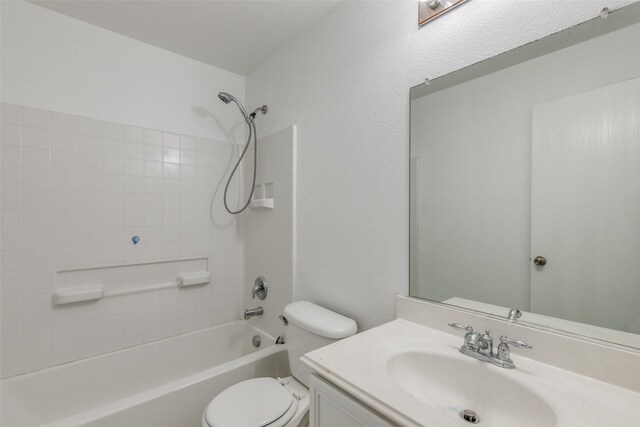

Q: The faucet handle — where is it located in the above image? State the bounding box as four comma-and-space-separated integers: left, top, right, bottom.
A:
448, 323, 473, 333
500, 336, 532, 349
252, 276, 268, 300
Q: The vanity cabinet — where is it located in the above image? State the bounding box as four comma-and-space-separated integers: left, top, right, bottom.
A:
309, 374, 394, 427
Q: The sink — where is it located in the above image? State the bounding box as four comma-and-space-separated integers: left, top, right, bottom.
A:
302, 317, 636, 427
385, 349, 580, 426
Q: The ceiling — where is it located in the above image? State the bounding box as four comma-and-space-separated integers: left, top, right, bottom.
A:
30, 0, 340, 75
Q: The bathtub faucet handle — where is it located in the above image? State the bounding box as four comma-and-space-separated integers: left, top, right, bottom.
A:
252, 276, 268, 300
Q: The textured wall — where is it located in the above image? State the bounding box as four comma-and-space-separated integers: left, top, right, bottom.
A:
245, 0, 637, 330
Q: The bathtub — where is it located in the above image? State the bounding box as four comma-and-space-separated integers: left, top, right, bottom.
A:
1, 321, 290, 427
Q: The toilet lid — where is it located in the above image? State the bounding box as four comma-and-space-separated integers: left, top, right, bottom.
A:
205, 378, 296, 427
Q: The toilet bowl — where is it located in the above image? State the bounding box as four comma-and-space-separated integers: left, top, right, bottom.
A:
201, 301, 357, 427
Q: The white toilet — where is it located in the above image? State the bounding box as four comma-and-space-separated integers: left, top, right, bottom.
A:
201, 301, 357, 427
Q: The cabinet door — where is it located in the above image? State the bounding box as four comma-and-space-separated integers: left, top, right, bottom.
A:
309, 374, 394, 427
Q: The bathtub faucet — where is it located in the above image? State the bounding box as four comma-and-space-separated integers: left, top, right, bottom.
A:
244, 306, 264, 319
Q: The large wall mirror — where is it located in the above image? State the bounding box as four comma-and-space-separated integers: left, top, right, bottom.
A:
410, 3, 640, 350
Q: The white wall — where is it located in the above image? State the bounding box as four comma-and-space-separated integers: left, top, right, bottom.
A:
0, 0, 245, 142
245, 0, 637, 330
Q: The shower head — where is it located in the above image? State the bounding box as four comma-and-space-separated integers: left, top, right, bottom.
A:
217, 92, 233, 104
218, 91, 250, 122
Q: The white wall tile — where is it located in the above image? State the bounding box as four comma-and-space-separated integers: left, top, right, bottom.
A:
22, 348, 51, 372
1, 314, 20, 337
52, 190, 77, 210
51, 131, 76, 152
22, 289, 51, 312
22, 210, 51, 230
52, 150, 76, 171
51, 112, 77, 133
143, 129, 162, 146
0, 105, 251, 378
52, 170, 77, 190
52, 209, 77, 229
22, 127, 49, 149
1, 293, 20, 315
52, 323, 77, 346
77, 153, 101, 172
101, 139, 124, 158
124, 142, 144, 160
22, 269, 50, 292
22, 310, 51, 332
1, 103, 21, 125
180, 135, 196, 151
1, 272, 21, 294
77, 134, 101, 154
163, 133, 180, 148
22, 147, 50, 169
22, 168, 51, 189
102, 122, 123, 140
51, 342, 78, 365
77, 117, 101, 136
22, 328, 51, 353
144, 144, 163, 162
76, 173, 100, 192
102, 157, 124, 175
124, 126, 143, 143
22, 107, 50, 129
1, 124, 21, 146
2, 167, 22, 188
1, 145, 21, 167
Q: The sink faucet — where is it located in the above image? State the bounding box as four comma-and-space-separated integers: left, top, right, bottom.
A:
507, 308, 522, 321
449, 323, 532, 369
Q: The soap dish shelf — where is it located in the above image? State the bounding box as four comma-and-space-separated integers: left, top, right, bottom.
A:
249, 198, 274, 209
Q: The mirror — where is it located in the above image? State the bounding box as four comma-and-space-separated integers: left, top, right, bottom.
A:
410, 3, 640, 350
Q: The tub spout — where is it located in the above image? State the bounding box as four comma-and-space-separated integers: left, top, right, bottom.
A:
244, 306, 263, 319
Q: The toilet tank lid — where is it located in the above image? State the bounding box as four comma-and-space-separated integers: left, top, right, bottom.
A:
284, 301, 357, 339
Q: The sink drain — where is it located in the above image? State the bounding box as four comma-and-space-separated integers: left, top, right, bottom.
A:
460, 409, 480, 424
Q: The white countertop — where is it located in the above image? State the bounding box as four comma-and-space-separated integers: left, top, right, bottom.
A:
302, 319, 640, 427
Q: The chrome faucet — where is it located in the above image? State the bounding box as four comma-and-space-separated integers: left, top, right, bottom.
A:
449, 323, 532, 369
244, 306, 263, 319
252, 276, 268, 300
507, 308, 522, 321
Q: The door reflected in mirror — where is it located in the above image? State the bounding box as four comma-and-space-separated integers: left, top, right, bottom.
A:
410, 3, 640, 350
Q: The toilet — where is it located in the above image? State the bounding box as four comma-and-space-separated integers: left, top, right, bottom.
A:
201, 301, 357, 427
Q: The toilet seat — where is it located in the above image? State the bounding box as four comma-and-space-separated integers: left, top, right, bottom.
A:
204, 377, 299, 427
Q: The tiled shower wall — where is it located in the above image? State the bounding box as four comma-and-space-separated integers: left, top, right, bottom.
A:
0, 103, 246, 378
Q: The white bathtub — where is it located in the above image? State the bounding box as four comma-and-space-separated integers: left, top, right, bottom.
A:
1, 321, 290, 427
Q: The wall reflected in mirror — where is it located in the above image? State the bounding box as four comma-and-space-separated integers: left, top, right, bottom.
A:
410, 3, 640, 349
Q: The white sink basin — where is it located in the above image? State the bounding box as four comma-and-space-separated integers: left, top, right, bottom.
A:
302, 318, 640, 427
386, 351, 557, 426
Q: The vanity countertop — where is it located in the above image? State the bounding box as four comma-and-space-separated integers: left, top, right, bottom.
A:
302, 318, 640, 427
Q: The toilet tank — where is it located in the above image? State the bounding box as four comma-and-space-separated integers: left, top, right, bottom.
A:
283, 301, 357, 388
